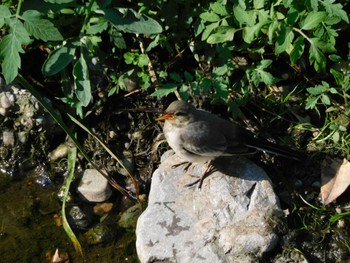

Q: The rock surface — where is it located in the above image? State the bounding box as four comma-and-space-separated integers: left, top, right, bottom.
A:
136, 151, 283, 263
77, 169, 112, 202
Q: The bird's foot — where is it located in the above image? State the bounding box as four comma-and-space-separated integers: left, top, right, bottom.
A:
185, 161, 215, 190
171, 161, 191, 171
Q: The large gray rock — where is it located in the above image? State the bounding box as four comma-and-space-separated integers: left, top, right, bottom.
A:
136, 151, 283, 263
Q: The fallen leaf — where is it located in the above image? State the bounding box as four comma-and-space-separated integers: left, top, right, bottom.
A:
51, 248, 69, 263
321, 157, 350, 205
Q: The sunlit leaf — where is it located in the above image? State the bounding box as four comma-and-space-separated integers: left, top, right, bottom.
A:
321, 0, 349, 23
300, 11, 327, 30
200, 11, 221, 22
210, 2, 227, 16
151, 83, 177, 97
207, 26, 236, 44
321, 157, 350, 205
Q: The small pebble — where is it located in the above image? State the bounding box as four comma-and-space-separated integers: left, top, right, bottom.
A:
1, 93, 12, 108
2, 130, 15, 146
77, 169, 112, 202
93, 202, 114, 216
50, 143, 69, 162
0, 107, 6, 116
17, 131, 28, 144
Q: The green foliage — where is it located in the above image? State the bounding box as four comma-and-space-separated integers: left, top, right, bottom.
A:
0, 4, 63, 83
0, 0, 162, 117
0, 0, 349, 154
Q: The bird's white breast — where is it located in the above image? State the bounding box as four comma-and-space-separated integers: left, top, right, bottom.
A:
163, 121, 214, 163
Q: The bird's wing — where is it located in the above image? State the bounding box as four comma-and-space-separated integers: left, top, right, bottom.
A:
179, 121, 227, 157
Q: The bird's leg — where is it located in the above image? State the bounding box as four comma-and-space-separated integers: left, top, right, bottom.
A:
171, 161, 191, 171
198, 161, 214, 190
185, 160, 215, 189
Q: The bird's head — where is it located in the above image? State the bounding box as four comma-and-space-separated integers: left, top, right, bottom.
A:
156, 100, 196, 127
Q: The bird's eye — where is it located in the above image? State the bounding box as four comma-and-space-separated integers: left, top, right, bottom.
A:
174, 111, 186, 116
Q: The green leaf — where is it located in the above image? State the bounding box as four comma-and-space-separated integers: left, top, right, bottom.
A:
200, 78, 212, 93
213, 80, 229, 99
8, 19, 31, 44
275, 25, 294, 54
200, 11, 221, 22
307, 83, 328, 95
251, 60, 277, 86
210, 2, 228, 16
0, 37, 22, 84
207, 26, 236, 44
332, 131, 339, 143
305, 96, 318, 109
194, 20, 205, 37
0, 20, 31, 83
104, 8, 162, 34
267, 19, 279, 43
300, 11, 327, 30
254, 0, 265, 9
309, 38, 327, 72
184, 71, 193, 82
308, 0, 319, 10
109, 28, 126, 49
151, 83, 177, 97
42, 46, 76, 76
243, 22, 265, 43
329, 88, 338, 94
22, 10, 63, 41
73, 54, 92, 107
0, 5, 11, 28
234, 6, 256, 26
170, 73, 182, 82
213, 65, 228, 76
290, 36, 305, 64
86, 20, 108, 35
322, 0, 349, 23
286, 10, 299, 25
46, 0, 75, 3
257, 59, 273, 69
137, 54, 149, 67
201, 22, 220, 41
321, 94, 331, 105
124, 52, 135, 64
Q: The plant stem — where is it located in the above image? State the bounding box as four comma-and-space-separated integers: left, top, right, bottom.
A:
81, 0, 96, 34
16, 0, 24, 16
293, 27, 312, 44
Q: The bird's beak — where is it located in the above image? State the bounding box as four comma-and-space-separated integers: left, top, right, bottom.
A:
155, 113, 175, 121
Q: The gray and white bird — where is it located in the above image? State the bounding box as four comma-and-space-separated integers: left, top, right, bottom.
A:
156, 100, 301, 164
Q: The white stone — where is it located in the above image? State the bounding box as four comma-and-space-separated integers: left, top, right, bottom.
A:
2, 130, 15, 146
77, 169, 112, 202
0, 92, 13, 108
136, 151, 283, 263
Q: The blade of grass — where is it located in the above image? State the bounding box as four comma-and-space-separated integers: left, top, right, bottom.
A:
298, 194, 327, 211
68, 113, 140, 199
62, 145, 84, 257
16, 74, 136, 201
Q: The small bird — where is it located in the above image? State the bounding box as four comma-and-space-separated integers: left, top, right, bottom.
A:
156, 100, 301, 187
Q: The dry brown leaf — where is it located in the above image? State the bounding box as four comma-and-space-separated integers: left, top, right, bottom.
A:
321, 157, 350, 205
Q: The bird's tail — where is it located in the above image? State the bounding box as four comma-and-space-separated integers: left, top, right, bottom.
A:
245, 137, 303, 160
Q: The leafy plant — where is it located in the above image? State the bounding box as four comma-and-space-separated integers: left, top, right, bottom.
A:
0, 0, 162, 117
0, 2, 63, 83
